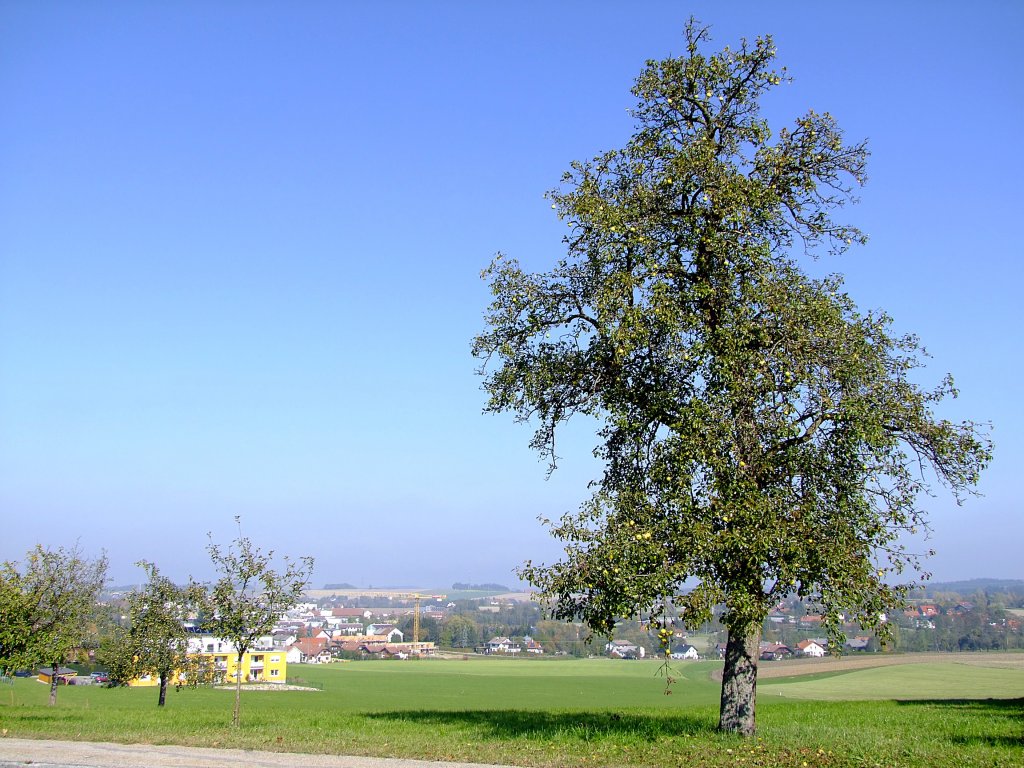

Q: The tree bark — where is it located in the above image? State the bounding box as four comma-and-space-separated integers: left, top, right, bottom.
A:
718, 625, 760, 735
158, 672, 167, 707
48, 664, 58, 706
232, 652, 243, 726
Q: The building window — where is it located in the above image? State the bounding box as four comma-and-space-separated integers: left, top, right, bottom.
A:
270, 669, 279, 677
270, 655, 280, 663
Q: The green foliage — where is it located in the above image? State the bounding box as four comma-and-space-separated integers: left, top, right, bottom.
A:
473, 20, 991, 735
0, 562, 34, 674
439, 614, 480, 648
206, 519, 312, 726
98, 561, 213, 704
399, 615, 439, 643
0, 545, 107, 704
451, 582, 511, 592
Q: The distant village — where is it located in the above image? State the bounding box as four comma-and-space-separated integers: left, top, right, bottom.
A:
191, 583, 1024, 677
22, 580, 1024, 689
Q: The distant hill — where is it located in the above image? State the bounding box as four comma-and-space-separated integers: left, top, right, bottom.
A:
321, 582, 357, 590
451, 582, 510, 592
916, 578, 1024, 597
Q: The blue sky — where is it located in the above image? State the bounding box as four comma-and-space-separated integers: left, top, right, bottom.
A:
1, 2, 1021, 588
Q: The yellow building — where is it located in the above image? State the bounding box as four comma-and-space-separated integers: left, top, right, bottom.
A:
126, 648, 287, 687
207, 649, 287, 684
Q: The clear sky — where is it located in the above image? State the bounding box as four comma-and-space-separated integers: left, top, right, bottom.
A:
1, 1, 1021, 589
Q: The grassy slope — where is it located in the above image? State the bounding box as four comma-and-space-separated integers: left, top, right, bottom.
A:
759, 661, 1024, 701
1, 656, 1021, 768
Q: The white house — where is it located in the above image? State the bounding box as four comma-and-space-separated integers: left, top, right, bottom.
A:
366, 624, 404, 642
670, 644, 700, 660
485, 636, 521, 654
795, 639, 827, 658
605, 640, 644, 659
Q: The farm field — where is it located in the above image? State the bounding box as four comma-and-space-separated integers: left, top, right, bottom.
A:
1, 654, 1021, 768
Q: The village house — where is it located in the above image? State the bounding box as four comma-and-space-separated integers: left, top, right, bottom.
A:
524, 637, 545, 655
334, 622, 365, 635
332, 607, 372, 621
36, 667, 80, 686
605, 639, 644, 659
758, 642, 792, 661
302, 625, 330, 641
272, 630, 297, 648
332, 639, 436, 659
795, 639, 827, 658
670, 644, 700, 660
844, 636, 873, 652
485, 636, 521, 654
366, 624, 404, 642
288, 637, 331, 664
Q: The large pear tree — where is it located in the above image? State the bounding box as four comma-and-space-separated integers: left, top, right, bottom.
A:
473, 23, 991, 736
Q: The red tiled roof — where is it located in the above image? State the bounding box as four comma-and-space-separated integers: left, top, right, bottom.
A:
291, 637, 328, 655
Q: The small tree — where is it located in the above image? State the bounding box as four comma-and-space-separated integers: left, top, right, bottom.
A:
100, 561, 212, 706
441, 614, 479, 649
206, 522, 312, 726
474, 22, 991, 735
6, 545, 108, 705
398, 614, 439, 644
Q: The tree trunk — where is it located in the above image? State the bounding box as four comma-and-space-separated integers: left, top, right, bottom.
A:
232, 652, 243, 726
158, 672, 167, 707
718, 625, 760, 735
48, 664, 58, 706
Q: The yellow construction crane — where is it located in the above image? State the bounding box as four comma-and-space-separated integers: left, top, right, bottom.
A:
391, 593, 447, 643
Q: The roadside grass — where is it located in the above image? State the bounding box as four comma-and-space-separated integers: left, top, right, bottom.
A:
1, 656, 1021, 767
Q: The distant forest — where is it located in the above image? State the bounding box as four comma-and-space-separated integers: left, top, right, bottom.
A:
914, 579, 1024, 597
451, 583, 510, 592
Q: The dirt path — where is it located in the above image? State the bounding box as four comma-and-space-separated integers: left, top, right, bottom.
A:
0, 738, 516, 768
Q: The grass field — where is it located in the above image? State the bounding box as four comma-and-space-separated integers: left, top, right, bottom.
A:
1, 654, 1021, 767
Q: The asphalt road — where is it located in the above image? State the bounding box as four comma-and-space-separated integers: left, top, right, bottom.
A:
0, 739, 517, 768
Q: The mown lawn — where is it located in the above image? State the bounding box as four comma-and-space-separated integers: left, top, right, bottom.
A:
1, 656, 1021, 767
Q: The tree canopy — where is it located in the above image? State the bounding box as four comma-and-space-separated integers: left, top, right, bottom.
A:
100, 561, 211, 706
0, 561, 35, 675
0, 545, 107, 705
473, 21, 991, 735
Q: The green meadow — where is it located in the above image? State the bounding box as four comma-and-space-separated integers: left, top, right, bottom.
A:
1, 655, 1021, 767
